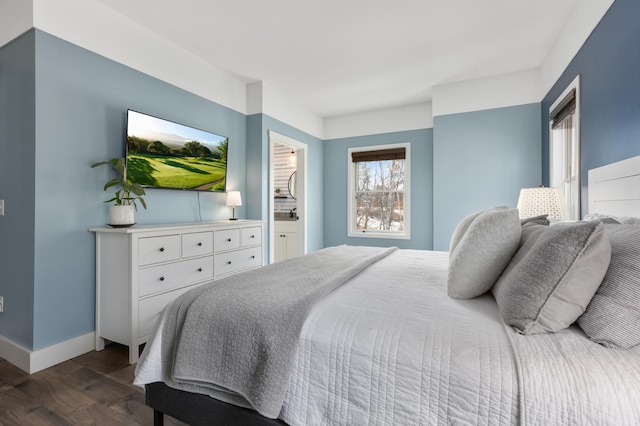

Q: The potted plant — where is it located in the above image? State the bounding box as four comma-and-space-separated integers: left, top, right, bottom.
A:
92, 157, 147, 226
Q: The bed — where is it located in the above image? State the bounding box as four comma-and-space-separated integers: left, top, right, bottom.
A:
134, 156, 640, 425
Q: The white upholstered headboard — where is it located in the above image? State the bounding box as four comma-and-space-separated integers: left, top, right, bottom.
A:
588, 154, 640, 217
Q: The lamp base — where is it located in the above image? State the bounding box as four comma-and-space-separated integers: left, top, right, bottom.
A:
229, 217, 238, 221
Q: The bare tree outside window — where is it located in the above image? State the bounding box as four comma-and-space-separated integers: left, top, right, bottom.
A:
355, 159, 405, 231
348, 143, 410, 239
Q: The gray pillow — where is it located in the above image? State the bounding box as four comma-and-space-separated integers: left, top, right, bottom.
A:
520, 214, 550, 226
578, 224, 640, 349
447, 206, 521, 299
492, 221, 611, 334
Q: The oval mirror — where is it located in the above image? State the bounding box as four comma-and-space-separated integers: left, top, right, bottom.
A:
288, 171, 297, 199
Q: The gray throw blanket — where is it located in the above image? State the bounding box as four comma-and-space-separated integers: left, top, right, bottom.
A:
160, 245, 398, 418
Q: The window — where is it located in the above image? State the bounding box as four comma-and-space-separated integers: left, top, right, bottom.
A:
549, 76, 580, 220
348, 143, 410, 239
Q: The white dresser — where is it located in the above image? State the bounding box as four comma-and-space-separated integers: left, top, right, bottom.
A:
90, 220, 264, 363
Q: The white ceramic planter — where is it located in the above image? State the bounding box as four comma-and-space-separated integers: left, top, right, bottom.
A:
109, 205, 135, 226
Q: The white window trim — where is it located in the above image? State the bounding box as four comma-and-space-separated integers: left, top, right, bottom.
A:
347, 142, 411, 240
549, 74, 580, 220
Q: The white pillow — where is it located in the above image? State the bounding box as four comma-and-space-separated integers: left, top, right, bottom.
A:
582, 212, 640, 224
447, 206, 521, 299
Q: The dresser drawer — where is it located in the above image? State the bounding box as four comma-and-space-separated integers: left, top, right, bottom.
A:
182, 231, 214, 258
240, 226, 262, 247
214, 246, 262, 278
214, 229, 240, 252
139, 235, 180, 266
138, 284, 201, 338
139, 256, 213, 297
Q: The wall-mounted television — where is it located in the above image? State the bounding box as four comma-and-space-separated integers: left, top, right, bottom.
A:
125, 110, 228, 192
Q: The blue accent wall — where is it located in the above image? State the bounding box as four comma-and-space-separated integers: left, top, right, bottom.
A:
323, 129, 433, 250
433, 104, 541, 250
542, 0, 640, 216
0, 30, 36, 349
1, 30, 249, 350
246, 113, 324, 258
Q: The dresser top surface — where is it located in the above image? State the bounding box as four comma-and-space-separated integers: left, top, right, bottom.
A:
90, 219, 263, 234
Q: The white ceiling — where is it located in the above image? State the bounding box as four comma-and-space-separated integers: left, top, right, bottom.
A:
99, 0, 579, 118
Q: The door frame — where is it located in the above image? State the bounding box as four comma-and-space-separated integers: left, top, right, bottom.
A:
268, 130, 307, 263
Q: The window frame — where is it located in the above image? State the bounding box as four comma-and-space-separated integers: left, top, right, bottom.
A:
549, 75, 580, 221
347, 142, 411, 240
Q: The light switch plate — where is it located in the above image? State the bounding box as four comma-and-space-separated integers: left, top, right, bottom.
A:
0, 199, 4, 216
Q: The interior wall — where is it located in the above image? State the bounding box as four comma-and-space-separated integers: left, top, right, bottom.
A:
323, 129, 433, 250
4, 29, 248, 350
541, 0, 640, 216
0, 30, 37, 349
0, 0, 618, 355
433, 103, 542, 250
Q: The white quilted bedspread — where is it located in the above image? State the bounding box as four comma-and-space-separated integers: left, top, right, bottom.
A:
136, 249, 518, 424
280, 250, 518, 425
510, 326, 640, 426
136, 248, 640, 425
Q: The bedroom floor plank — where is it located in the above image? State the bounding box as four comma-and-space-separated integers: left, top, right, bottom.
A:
0, 344, 188, 426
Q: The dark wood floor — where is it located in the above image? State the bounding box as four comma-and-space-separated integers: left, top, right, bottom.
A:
0, 343, 187, 425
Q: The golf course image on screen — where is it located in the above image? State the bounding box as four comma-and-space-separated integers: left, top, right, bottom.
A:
125, 110, 228, 192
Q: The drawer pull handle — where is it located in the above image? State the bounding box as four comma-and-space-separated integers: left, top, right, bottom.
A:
250, 235, 255, 238
159, 276, 165, 281
227, 238, 232, 242
159, 247, 165, 252
251, 255, 255, 259
227, 261, 232, 265
197, 242, 202, 246
198, 268, 203, 272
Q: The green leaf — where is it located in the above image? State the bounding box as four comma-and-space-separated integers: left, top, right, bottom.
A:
103, 179, 121, 191
93, 157, 146, 208
129, 183, 146, 196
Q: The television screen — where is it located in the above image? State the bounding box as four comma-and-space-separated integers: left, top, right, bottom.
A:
125, 110, 228, 192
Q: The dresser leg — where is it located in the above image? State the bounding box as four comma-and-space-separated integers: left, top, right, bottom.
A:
129, 345, 139, 364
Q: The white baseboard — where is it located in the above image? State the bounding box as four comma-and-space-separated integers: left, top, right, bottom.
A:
0, 332, 95, 373
0, 334, 31, 372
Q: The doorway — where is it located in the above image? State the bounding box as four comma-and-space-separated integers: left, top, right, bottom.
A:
269, 131, 307, 263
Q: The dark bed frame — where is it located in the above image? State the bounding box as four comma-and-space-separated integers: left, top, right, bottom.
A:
145, 382, 289, 426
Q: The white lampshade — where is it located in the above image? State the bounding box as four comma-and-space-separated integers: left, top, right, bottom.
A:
225, 191, 242, 207
517, 187, 564, 221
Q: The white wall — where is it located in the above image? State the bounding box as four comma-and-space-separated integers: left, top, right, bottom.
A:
248, 81, 324, 139
432, 70, 540, 117
539, 0, 614, 99
0, 0, 33, 47
30, 0, 248, 115
324, 102, 433, 139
